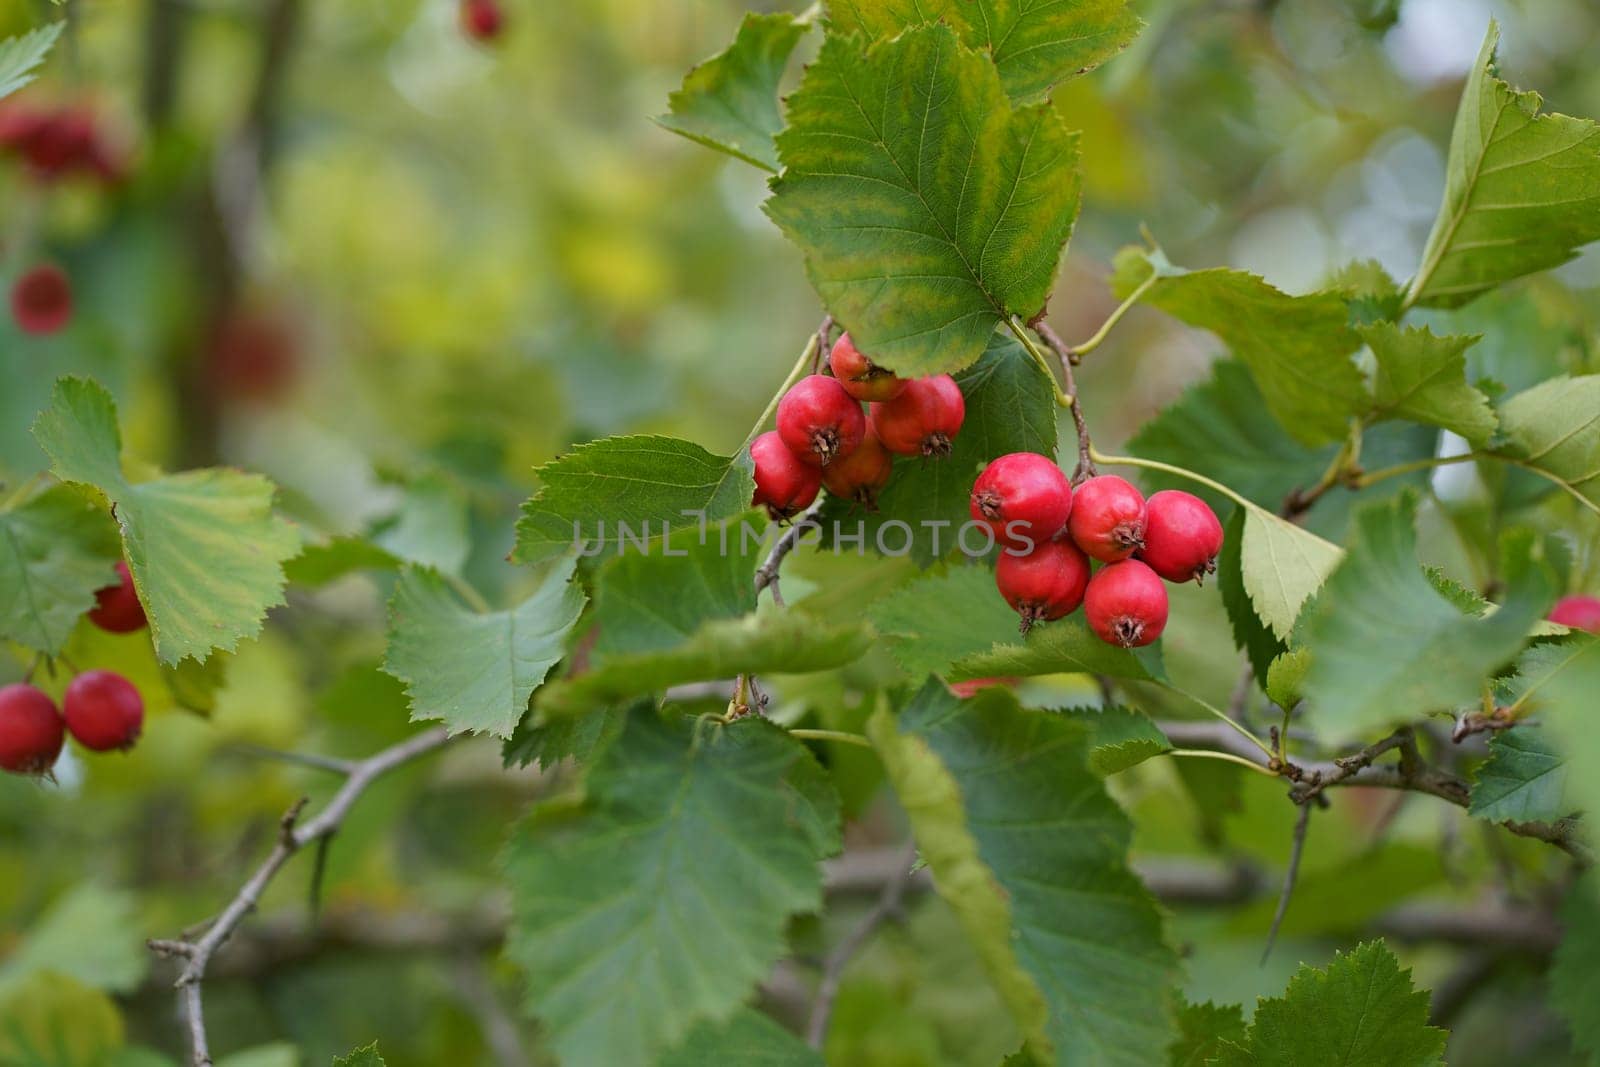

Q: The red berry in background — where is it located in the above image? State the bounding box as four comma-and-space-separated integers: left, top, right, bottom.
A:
0, 684, 64, 776
870, 375, 965, 458
208, 309, 300, 402
995, 539, 1091, 635
1139, 490, 1224, 584
1085, 559, 1169, 648
777, 374, 866, 468
460, 0, 505, 41
87, 560, 147, 634
822, 424, 893, 508
828, 333, 907, 403
947, 676, 1017, 698
11, 264, 72, 335
1068, 475, 1147, 563
1549, 594, 1600, 633
750, 431, 821, 519
970, 452, 1072, 550
63, 670, 144, 753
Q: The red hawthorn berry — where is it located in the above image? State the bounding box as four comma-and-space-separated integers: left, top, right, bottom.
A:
995, 539, 1091, 635
970, 452, 1072, 550
1067, 475, 1147, 563
208, 309, 300, 402
87, 560, 147, 635
0, 684, 64, 776
460, 0, 505, 41
870, 375, 965, 458
1085, 559, 1168, 648
821, 423, 893, 508
1548, 594, 1600, 633
11, 264, 72, 335
63, 670, 144, 753
828, 333, 907, 403
777, 374, 866, 468
1139, 490, 1224, 584
751, 430, 821, 519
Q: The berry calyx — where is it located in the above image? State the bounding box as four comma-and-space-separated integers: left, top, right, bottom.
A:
870, 375, 965, 458
1084, 559, 1169, 648
995, 539, 1091, 635
11, 264, 72, 335
1139, 490, 1224, 584
970, 452, 1073, 550
63, 670, 144, 753
460, 0, 505, 40
1549, 594, 1600, 633
87, 560, 147, 634
777, 374, 866, 467
1067, 475, 1147, 563
828, 333, 907, 402
750, 430, 821, 520
821, 424, 893, 508
0, 684, 64, 776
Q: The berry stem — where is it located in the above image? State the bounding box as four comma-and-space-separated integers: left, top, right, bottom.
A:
1165, 748, 1280, 778
789, 728, 874, 749
1163, 685, 1276, 758
1089, 448, 1253, 510
1003, 317, 1072, 409
1032, 319, 1096, 481
741, 325, 825, 453
1052, 269, 1158, 363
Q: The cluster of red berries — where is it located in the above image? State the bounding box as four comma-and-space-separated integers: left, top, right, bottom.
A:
0, 561, 148, 778
971, 453, 1224, 644
751, 333, 966, 517
0, 99, 126, 183
10, 263, 73, 335
460, 0, 505, 41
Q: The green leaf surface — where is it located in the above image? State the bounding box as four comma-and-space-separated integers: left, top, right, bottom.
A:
869, 563, 1022, 677
0, 972, 124, 1067
1550, 876, 1600, 1065
0, 886, 147, 997
828, 0, 1142, 103
0, 485, 120, 655
1360, 323, 1497, 446
502, 701, 627, 771
951, 617, 1159, 683
1218, 507, 1287, 683
1167, 999, 1246, 1067
1494, 375, 1600, 510
32, 378, 300, 665
1112, 248, 1364, 445
503, 710, 837, 1067
767, 25, 1081, 377
373, 475, 471, 575
655, 12, 808, 171
1469, 728, 1571, 824
283, 536, 401, 588
1513, 636, 1600, 850
591, 525, 757, 658
1239, 505, 1343, 640
512, 435, 753, 566
1056, 705, 1171, 775
870, 682, 1180, 1065
660, 1008, 823, 1067
383, 558, 586, 738
1264, 648, 1309, 710
332, 1043, 386, 1067
1405, 21, 1600, 309
0, 23, 62, 100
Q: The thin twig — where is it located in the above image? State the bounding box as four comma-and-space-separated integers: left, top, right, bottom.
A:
806, 842, 918, 1048
1261, 800, 1311, 964
1033, 318, 1096, 482
754, 503, 822, 607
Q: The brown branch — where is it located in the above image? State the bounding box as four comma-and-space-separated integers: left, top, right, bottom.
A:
806, 842, 918, 1048
754, 503, 823, 607
1261, 800, 1311, 963
1032, 319, 1096, 482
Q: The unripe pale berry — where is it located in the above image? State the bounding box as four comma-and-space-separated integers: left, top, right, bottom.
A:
11, 264, 72, 335
750, 431, 821, 520
821, 424, 893, 508
777, 375, 866, 467
1139, 490, 1224, 584
1549, 594, 1600, 633
87, 560, 147, 634
870, 375, 964, 458
1068, 475, 1147, 563
63, 670, 144, 752
970, 452, 1072, 550
828, 333, 907, 402
1085, 559, 1168, 648
0, 684, 64, 776
995, 539, 1090, 635
460, 0, 504, 40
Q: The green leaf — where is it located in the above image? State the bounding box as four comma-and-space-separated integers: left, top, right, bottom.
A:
660, 1009, 822, 1067
1494, 375, 1600, 510
1510, 636, 1600, 844
1360, 323, 1497, 446
512, 435, 753, 566
1111, 248, 1364, 445
1218, 507, 1287, 683
1167, 999, 1246, 1067
1551, 876, 1600, 1065
332, 1043, 386, 1067
0, 485, 120, 655
383, 558, 586, 738
1263, 648, 1309, 710
1469, 728, 1572, 824
869, 564, 1022, 678
0, 887, 147, 997
372, 474, 470, 575
0, 23, 62, 100
503, 709, 837, 1066
766, 25, 1081, 377
951, 618, 1159, 684
828, 0, 1142, 103
1303, 493, 1556, 738
1056, 705, 1171, 775
32, 378, 300, 665
590, 524, 757, 658
655, 12, 808, 171
870, 682, 1180, 1065
0, 972, 124, 1067
1238, 504, 1343, 640
502, 701, 627, 771
1405, 21, 1600, 309
283, 536, 401, 588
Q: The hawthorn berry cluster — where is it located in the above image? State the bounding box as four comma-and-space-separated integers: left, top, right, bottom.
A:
0, 98, 125, 183
751, 332, 966, 517
0, 561, 148, 778
971, 454, 1224, 643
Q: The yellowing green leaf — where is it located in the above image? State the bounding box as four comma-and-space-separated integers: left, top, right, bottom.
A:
0, 485, 119, 655
1495, 375, 1600, 511
1239, 505, 1342, 640
1361, 323, 1497, 446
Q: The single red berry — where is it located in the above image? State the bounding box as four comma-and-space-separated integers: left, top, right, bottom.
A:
1139, 490, 1224, 584
750, 430, 821, 519
63, 670, 144, 753
870, 375, 964, 458
995, 539, 1091, 635
460, 0, 504, 41
821, 423, 893, 508
970, 452, 1072, 550
777, 374, 866, 468
87, 560, 147, 634
1549, 594, 1600, 633
0, 684, 64, 776
1067, 475, 1147, 563
1085, 559, 1169, 648
829, 333, 907, 403
209, 309, 300, 402
11, 264, 72, 335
